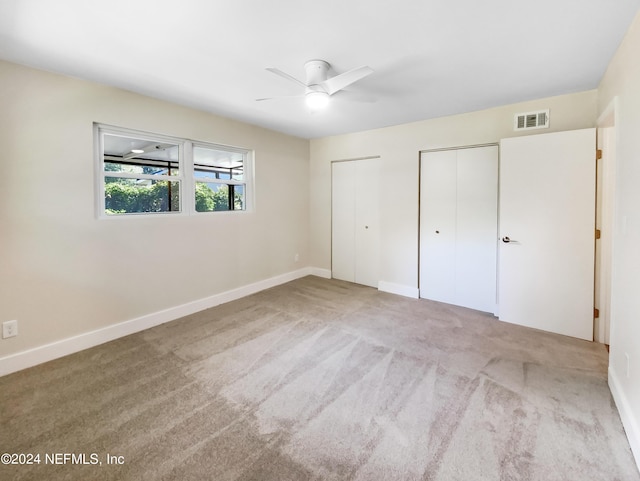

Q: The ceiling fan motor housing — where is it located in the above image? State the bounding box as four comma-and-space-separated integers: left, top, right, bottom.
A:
304, 60, 330, 91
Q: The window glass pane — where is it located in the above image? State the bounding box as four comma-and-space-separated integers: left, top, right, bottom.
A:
103, 134, 180, 176
194, 182, 246, 212
105, 178, 180, 215
194, 146, 244, 181
234, 184, 245, 210
195, 182, 230, 212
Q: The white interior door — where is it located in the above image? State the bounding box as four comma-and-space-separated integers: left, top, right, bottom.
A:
420, 146, 498, 312
331, 158, 380, 288
499, 129, 596, 341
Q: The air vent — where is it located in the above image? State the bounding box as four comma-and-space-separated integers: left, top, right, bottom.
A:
514, 109, 549, 131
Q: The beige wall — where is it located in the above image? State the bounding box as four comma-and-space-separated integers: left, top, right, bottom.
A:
598, 11, 640, 462
0, 60, 310, 358
310, 90, 598, 292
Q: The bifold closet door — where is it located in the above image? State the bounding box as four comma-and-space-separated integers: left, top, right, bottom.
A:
419, 146, 498, 312
332, 158, 380, 288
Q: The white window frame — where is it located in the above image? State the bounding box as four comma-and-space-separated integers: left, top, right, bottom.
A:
94, 123, 254, 218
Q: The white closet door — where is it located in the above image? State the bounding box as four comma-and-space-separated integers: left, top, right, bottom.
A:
331, 158, 380, 288
332, 161, 356, 283
456, 146, 498, 312
419, 146, 498, 312
354, 157, 380, 288
419, 150, 457, 304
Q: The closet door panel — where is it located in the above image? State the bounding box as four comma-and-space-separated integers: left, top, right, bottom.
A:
331, 161, 356, 283
455, 146, 498, 312
419, 150, 457, 304
355, 158, 380, 288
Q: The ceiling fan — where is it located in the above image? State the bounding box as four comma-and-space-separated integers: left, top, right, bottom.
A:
257, 59, 374, 110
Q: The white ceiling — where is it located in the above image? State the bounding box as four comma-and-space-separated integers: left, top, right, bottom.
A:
1, 0, 638, 139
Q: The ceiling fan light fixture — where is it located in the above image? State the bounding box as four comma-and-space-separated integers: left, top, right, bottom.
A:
305, 91, 330, 110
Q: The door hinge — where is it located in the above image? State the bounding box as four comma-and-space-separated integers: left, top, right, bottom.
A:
595, 229, 601, 240
594, 307, 600, 319
596, 149, 603, 160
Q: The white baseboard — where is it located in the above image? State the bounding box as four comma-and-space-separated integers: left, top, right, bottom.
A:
309, 267, 332, 279
0, 268, 314, 377
378, 281, 419, 299
609, 366, 640, 471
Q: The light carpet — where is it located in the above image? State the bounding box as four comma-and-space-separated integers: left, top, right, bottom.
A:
1, 276, 638, 480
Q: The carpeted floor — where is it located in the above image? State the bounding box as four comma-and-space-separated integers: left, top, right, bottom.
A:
1, 276, 638, 480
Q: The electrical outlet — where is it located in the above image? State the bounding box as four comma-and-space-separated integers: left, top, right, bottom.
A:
625, 352, 630, 378
294, 253, 299, 263
2, 320, 18, 339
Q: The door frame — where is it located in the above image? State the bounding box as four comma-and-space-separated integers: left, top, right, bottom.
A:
595, 96, 619, 345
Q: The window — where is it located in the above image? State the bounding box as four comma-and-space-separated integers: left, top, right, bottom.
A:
96, 125, 252, 217
193, 144, 247, 212
101, 131, 182, 215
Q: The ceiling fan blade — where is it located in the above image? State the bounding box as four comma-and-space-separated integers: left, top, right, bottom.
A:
320, 66, 374, 95
266, 67, 308, 89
